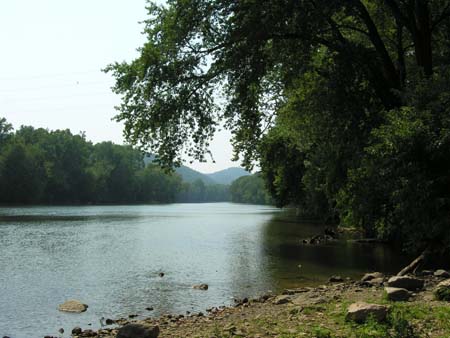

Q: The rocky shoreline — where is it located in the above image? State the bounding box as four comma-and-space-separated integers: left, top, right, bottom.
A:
58, 270, 450, 338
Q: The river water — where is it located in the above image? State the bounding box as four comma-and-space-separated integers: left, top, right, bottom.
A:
0, 203, 407, 337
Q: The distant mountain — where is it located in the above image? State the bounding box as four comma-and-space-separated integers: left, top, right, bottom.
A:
174, 166, 216, 185
143, 154, 249, 185
206, 167, 250, 185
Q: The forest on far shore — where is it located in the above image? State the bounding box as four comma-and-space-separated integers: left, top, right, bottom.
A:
0, 118, 270, 205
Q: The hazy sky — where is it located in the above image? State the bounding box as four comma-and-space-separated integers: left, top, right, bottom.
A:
0, 0, 235, 173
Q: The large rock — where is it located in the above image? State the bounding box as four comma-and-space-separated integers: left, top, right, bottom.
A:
361, 272, 384, 282
58, 300, 88, 313
116, 324, 159, 338
385, 287, 411, 301
434, 279, 450, 301
387, 276, 424, 291
434, 269, 450, 278
346, 302, 388, 323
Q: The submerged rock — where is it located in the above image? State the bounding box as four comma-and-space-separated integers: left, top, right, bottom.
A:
116, 324, 159, 338
58, 300, 88, 313
192, 283, 208, 290
72, 327, 82, 335
346, 302, 388, 323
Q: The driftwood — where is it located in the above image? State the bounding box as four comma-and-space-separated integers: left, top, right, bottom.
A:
397, 249, 429, 276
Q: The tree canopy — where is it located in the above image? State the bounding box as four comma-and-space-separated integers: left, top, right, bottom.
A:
107, 0, 450, 254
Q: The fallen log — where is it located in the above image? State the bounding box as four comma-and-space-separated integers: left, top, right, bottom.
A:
397, 249, 429, 276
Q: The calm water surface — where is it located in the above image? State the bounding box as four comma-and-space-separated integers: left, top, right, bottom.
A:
0, 203, 407, 338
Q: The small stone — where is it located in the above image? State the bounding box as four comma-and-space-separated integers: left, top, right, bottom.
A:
192, 283, 208, 290
329, 275, 344, 283
145, 307, 154, 311
58, 300, 88, 313
361, 272, 384, 282
224, 324, 237, 332
434, 269, 450, 278
81, 329, 97, 337
272, 295, 291, 305
385, 287, 411, 301
365, 277, 385, 287
346, 302, 388, 323
419, 270, 434, 276
105, 318, 115, 325
158, 272, 165, 277
72, 327, 82, 335
116, 324, 160, 338
128, 314, 138, 318
387, 276, 424, 291
58, 328, 64, 334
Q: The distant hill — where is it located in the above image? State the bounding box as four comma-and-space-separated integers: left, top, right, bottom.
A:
174, 166, 216, 185
143, 154, 249, 185
206, 167, 250, 185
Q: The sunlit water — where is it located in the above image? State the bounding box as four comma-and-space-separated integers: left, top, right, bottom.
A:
0, 203, 408, 338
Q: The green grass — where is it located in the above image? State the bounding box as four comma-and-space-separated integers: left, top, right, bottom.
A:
435, 287, 450, 301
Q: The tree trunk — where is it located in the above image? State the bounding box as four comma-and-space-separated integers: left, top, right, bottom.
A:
413, 0, 433, 76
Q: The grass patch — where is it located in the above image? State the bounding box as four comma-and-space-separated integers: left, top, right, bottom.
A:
435, 287, 450, 301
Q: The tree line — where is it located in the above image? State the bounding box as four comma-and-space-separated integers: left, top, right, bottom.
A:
106, 0, 450, 255
0, 119, 270, 205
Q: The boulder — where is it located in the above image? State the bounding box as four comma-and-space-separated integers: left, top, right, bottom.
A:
192, 283, 208, 290
116, 324, 159, 338
434, 269, 450, 278
434, 279, 450, 301
272, 295, 291, 305
385, 287, 411, 301
361, 272, 384, 282
387, 276, 424, 291
58, 300, 88, 313
346, 302, 388, 323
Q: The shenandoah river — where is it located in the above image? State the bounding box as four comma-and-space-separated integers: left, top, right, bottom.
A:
0, 203, 407, 337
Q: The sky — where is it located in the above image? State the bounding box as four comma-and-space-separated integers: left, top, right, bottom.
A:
0, 0, 235, 173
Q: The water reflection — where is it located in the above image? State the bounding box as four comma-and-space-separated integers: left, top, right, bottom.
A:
260, 211, 409, 288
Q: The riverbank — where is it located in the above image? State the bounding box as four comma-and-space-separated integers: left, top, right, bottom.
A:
70, 272, 450, 338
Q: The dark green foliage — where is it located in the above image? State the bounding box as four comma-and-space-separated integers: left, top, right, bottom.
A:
0, 122, 182, 204
229, 174, 272, 205
339, 69, 450, 252
106, 0, 450, 253
176, 179, 230, 203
